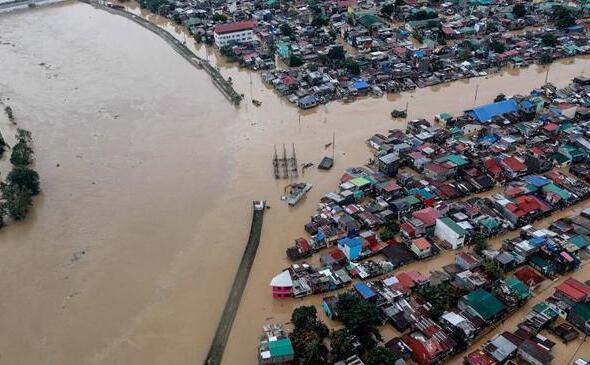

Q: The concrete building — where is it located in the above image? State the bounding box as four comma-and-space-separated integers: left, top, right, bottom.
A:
435, 217, 466, 249
213, 20, 255, 47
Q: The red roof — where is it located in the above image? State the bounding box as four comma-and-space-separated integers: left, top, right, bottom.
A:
507, 195, 550, 217
543, 122, 559, 132
555, 278, 590, 302
413, 207, 439, 226
383, 180, 402, 192
412, 238, 432, 250
296, 237, 310, 251
330, 249, 346, 261
484, 158, 502, 175
502, 156, 527, 172
465, 350, 496, 365
401, 221, 416, 237
214, 20, 255, 34
514, 266, 545, 286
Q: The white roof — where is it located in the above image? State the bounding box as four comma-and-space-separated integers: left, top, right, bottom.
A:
270, 270, 293, 287
441, 312, 465, 326
383, 276, 399, 286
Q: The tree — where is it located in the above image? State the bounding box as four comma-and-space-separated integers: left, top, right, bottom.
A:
381, 3, 395, 17
379, 221, 399, 242
10, 140, 33, 166
172, 13, 182, 24
365, 346, 397, 365
490, 40, 506, 53
288, 55, 304, 67
7, 166, 40, 196
473, 232, 488, 254
512, 3, 526, 18
410, 9, 438, 21
539, 52, 553, 65
414, 283, 458, 319
212, 13, 227, 22
459, 48, 472, 60
482, 258, 504, 279
280, 23, 293, 37
330, 329, 357, 361
291, 305, 329, 338
336, 292, 382, 349
311, 15, 328, 28
1, 184, 32, 221
327, 46, 345, 61
395, 0, 405, 6
431, 58, 443, 72
344, 59, 360, 75
494, 93, 506, 103
553, 6, 575, 30
542, 33, 557, 47
291, 329, 326, 364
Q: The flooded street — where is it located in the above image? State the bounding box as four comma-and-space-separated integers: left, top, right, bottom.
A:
1, 2, 590, 365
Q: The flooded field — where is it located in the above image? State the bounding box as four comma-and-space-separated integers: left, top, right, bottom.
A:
1, 2, 590, 365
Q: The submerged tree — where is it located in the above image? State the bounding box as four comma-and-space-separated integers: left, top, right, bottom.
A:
10, 140, 33, 166
336, 292, 382, 349
330, 329, 357, 361
2, 184, 32, 221
365, 346, 397, 365
7, 166, 40, 196
381, 3, 395, 17
512, 3, 526, 18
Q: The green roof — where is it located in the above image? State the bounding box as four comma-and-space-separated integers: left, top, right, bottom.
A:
399, 195, 421, 205
543, 183, 572, 200
569, 235, 590, 249
480, 216, 500, 230
505, 277, 530, 300
462, 288, 506, 321
357, 14, 381, 28
268, 338, 294, 358
350, 177, 371, 187
436, 154, 469, 167
439, 217, 466, 235
529, 255, 556, 274
533, 301, 559, 318
437, 112, 453, 120
572, 303, 590, 322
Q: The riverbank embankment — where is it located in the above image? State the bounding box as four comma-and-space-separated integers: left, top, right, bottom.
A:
204, 201, 266, 365
79, 0, 242, 105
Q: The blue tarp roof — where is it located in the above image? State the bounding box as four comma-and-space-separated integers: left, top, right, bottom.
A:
339, 236, 362, 248
354, 282, 376, 300
466, 99, 518, 123
353, 80, 369, 90
520, 100, 534, 109
529, 237, 547, 247
525, 175, 551, 187
479, 136, 498, 143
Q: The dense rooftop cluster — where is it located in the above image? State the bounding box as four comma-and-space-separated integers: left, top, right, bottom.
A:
140, 0, 590, 108
261, 76, 590, 364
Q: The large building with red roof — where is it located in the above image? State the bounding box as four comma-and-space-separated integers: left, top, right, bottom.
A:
213, 20, 256, 47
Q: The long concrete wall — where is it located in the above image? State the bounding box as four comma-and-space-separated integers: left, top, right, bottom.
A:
80, 0, 242, 105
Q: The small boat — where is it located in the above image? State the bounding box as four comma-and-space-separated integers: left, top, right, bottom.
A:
252, 99, 262, 107
390, 109, 407, 118
287, 183, 312, 206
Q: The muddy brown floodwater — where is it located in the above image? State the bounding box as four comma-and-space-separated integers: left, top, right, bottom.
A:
1, 2, 590, 365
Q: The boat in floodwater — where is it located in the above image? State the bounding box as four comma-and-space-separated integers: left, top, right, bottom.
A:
286, 183, 312, 206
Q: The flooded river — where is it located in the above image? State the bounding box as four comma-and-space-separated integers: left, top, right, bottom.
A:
1, 2, 590, 365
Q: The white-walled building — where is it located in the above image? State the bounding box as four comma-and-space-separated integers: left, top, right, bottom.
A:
213, 20, 255, 47
434, 217, 466, 249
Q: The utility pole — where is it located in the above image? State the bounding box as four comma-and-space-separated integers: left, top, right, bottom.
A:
474, 84, 479, 106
